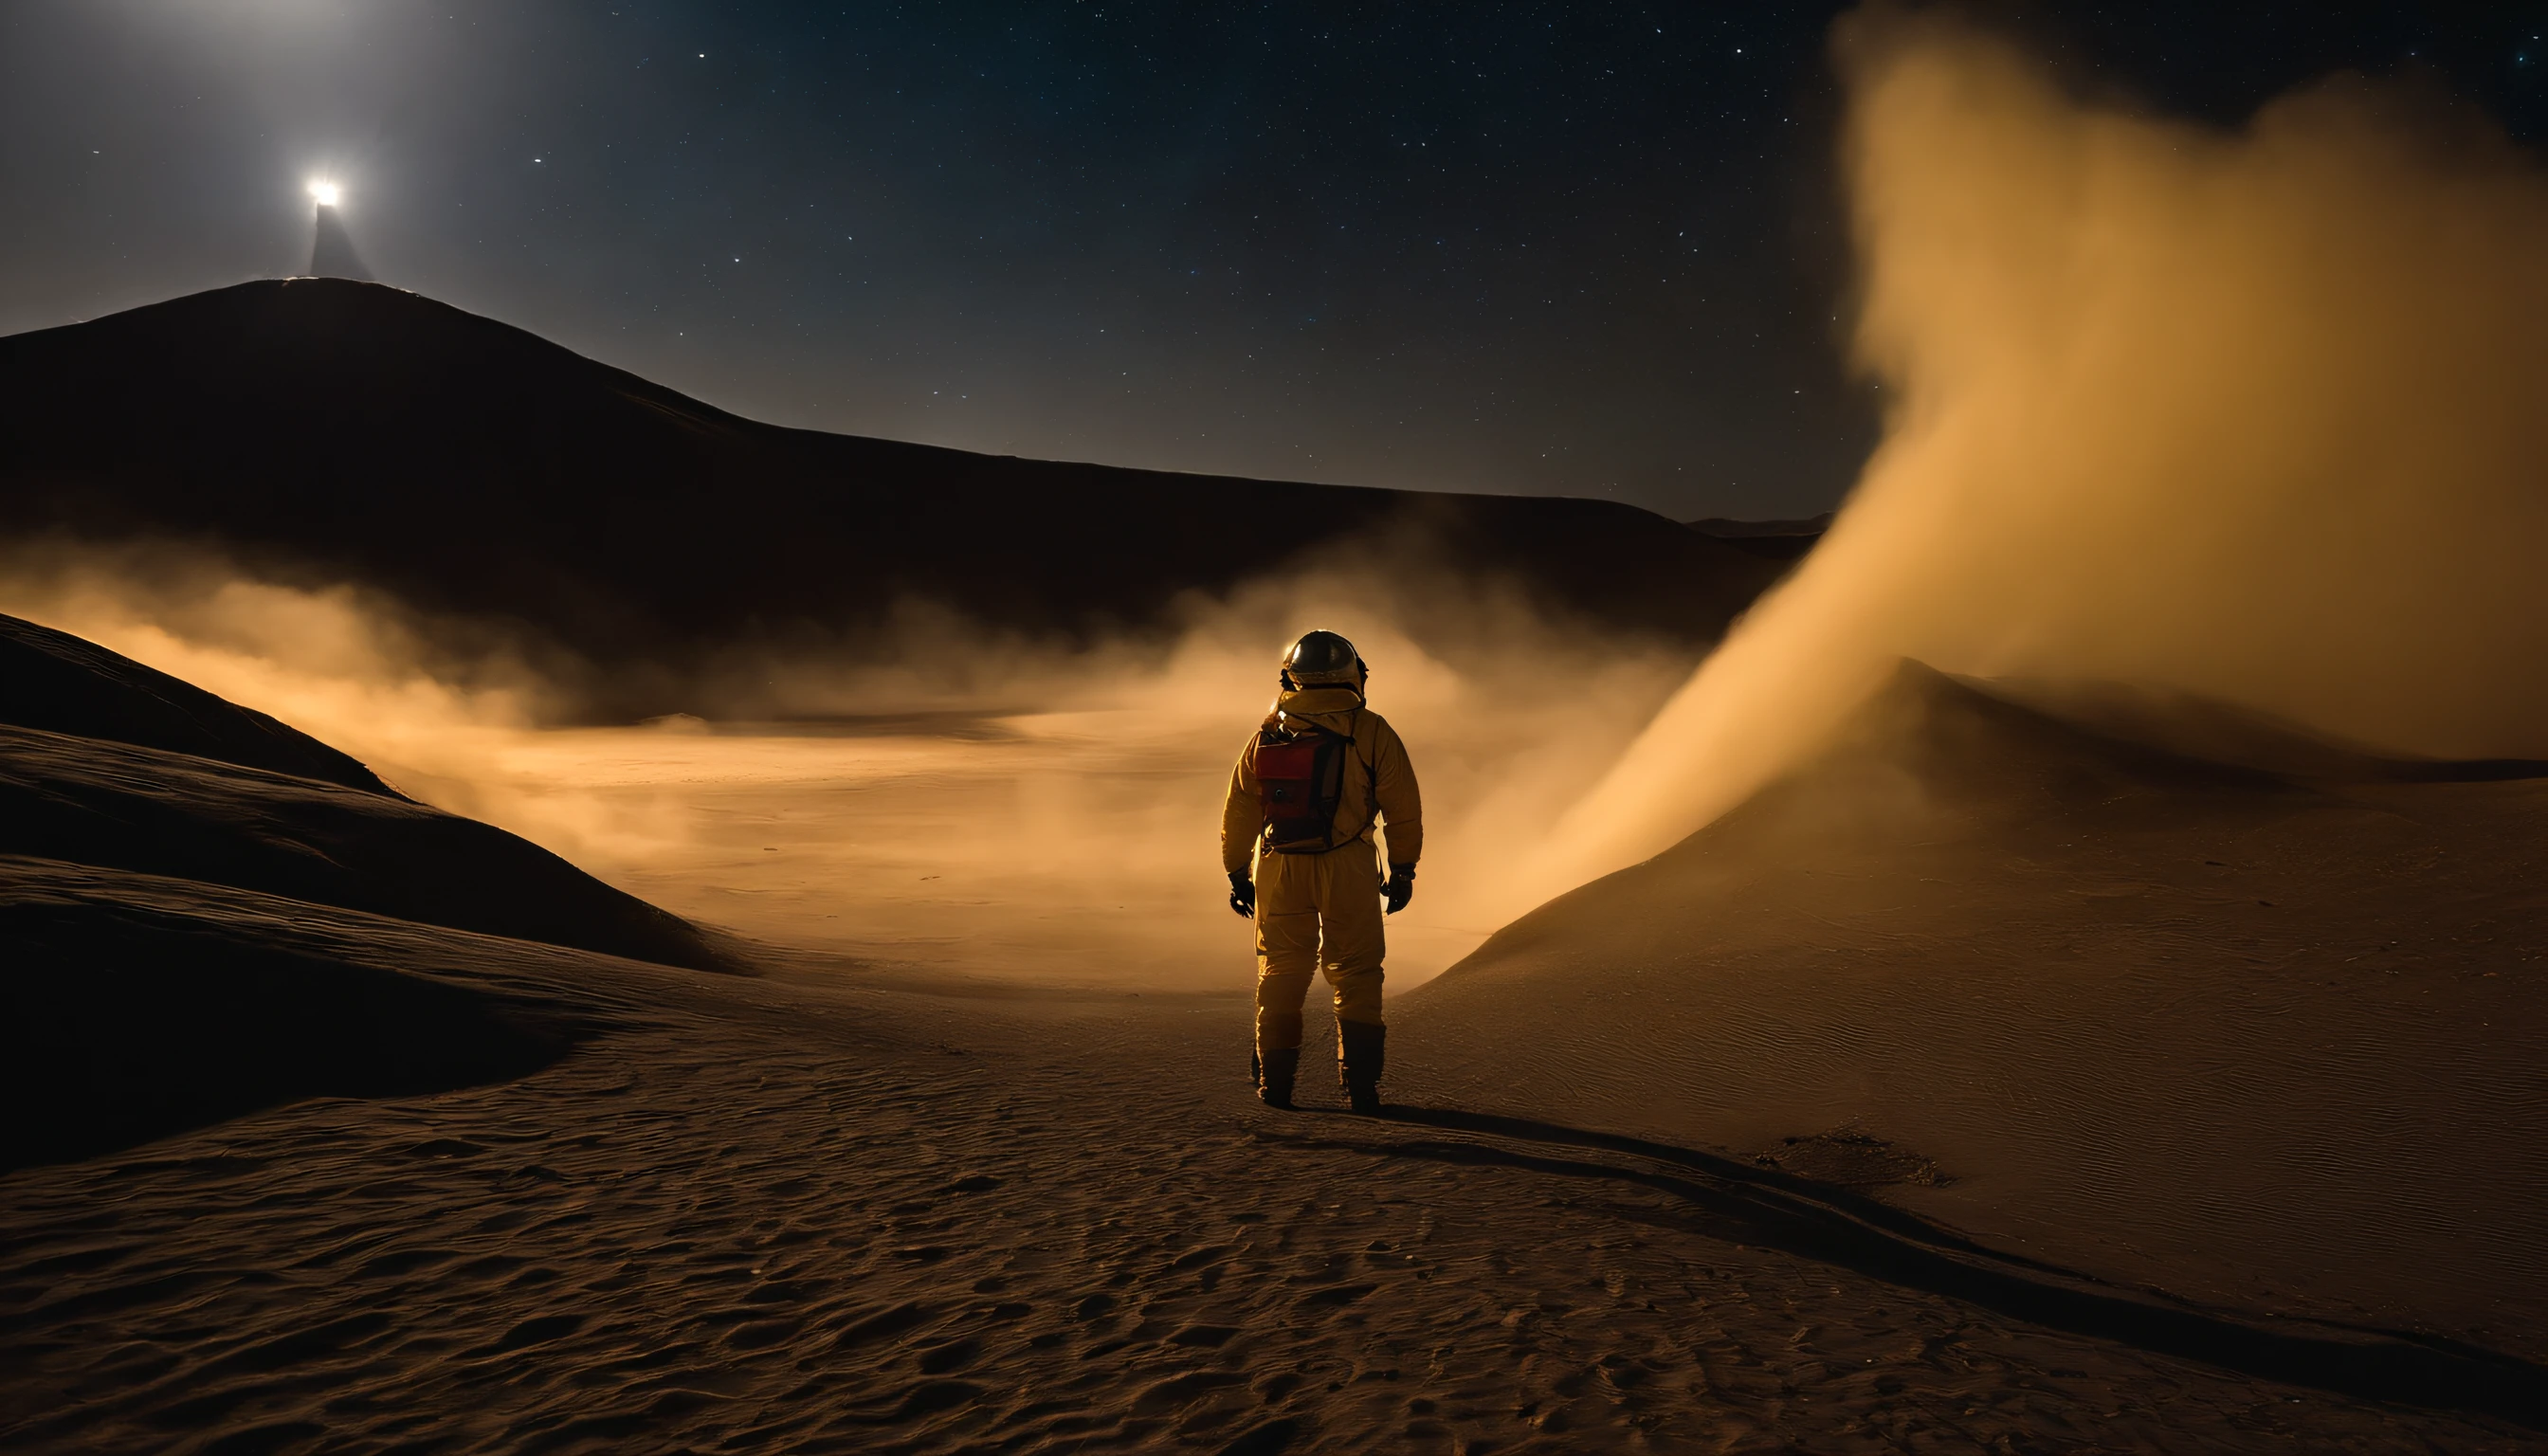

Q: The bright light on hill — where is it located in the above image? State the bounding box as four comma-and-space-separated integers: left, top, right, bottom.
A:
308, 181, 341, 208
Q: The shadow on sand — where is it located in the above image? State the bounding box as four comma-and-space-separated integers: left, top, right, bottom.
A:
1256, 1103, 2548, 1432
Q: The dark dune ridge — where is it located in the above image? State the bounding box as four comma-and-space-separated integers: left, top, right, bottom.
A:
0, 721, 728, 975
0, 614, 731, 1168
0, 610, 392, 794
1404, 662, 2548, 1359
1, 858, 595, 1171
1684, 512, 1833, 562
0, 612, 727, 975
0, 280, 1789, 718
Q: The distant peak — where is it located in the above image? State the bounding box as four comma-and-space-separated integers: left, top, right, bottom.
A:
1684, 513, 1833, 538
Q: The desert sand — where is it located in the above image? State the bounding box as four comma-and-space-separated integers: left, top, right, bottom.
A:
1414, 665, 2548, 1360
6, 616, 2547, 1453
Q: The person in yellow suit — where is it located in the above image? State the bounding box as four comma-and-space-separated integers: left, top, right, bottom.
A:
1221, 629, 1422, 1113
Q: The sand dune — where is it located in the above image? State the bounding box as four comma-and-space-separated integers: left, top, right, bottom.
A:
0, 614, 728, 976
0, 610, 391, 793
1408, 663, 2548, 1361
2, 857, 596, 1171
0, 723, 729, 975
0, 615, 728, 1175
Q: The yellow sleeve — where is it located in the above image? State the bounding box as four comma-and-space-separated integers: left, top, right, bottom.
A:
1220, 734, 1265, 876
1370, 715, 1423, 866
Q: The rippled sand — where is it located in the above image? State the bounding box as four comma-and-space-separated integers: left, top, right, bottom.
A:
1415, 667, 2548, 1368
4, 864, 2538, 1453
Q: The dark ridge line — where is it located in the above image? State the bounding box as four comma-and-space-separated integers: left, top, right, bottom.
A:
1252, 1105, 2548, 1432
2364, 757, 2548, 783
1942, 672, 2548, 788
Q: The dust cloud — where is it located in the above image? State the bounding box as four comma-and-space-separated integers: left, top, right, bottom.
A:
0, 541, 1691, 990
1534, 7, 2548, 897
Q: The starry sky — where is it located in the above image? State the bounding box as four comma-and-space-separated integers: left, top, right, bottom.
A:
1, 1, 2540, 520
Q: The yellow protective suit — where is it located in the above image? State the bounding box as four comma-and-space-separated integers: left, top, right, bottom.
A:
1219, 686, 1423, 1054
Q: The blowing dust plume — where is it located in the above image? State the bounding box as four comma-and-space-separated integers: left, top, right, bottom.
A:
1535, 8, 2548, 899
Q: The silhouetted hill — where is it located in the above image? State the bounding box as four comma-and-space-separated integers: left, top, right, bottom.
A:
0, 280, 1786, 717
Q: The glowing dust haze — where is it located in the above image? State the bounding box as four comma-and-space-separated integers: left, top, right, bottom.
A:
1534, 9, 2548, 897
0, 542, 1689, 990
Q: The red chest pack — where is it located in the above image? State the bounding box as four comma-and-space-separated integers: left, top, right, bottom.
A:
1256, 713, 1359, 853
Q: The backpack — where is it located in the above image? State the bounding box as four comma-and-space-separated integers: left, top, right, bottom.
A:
1256, 711, 1362, 854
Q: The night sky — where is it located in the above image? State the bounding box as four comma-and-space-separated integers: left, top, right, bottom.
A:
2, 2, 2540, 520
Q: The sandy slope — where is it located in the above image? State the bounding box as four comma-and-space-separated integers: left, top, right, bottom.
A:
1407, 664, 2548, 1362
0, 721, 726, 976
0, 610, 391, 794
4, 856, 2541, 1453
1, 857, 602, 1170
0, 610, 727, 985
0, 618, 727, 1168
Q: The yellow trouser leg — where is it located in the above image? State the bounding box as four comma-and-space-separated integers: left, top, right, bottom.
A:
1312, 838, 1386, 1028
1254, 850, 1320, 1054
1254, 840, 1385, 1059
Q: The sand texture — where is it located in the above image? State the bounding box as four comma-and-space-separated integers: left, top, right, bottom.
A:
1412, 664, 2548, 1362
5, 850, 2543, 1453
